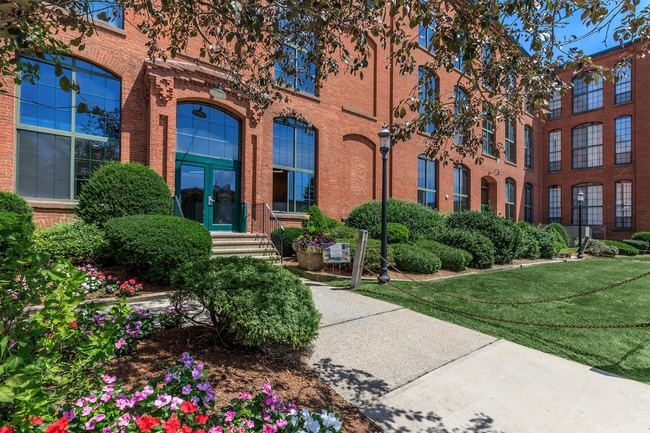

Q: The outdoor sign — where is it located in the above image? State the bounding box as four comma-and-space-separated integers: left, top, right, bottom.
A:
323, 243, 351, 264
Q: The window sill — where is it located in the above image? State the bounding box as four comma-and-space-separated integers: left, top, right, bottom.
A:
505, 160, 517, 167
572, 106, 604, 116
341, 106, 377, 122
92, 19, 127, 37
612, 228, 634, 232
613, 100, 633, 108
27, 199, 77, 210
571, 166, 604, 171
482, 153, 497, 161
274, 212, 307, 220
276, 85, 320, 102
417, 45, 435, 56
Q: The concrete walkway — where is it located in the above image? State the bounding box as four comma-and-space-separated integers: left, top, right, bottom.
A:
306, 281, 650, 433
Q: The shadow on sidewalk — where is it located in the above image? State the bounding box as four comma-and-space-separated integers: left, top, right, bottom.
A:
312, 357, 391, 404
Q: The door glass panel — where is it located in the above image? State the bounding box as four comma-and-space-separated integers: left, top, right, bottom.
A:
180, 164, 205, 224
212, 169, 237, 226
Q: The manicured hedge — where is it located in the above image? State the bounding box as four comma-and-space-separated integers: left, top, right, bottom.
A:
76, 162, 172, 227
437, 228, 495, 269
33, 219, 108, 264
517, 227, 541, 259
547, 223, 569, 247
171, 256, 320, 349
415, 240, 473, 271
623, 239, 649, 252
330, 224, 358, 239
392, 243, 441, 274
345, 199, 444, 241
105, 215, 212, 284
340, 237, 395, 272
445, 211, 521, 263
587, 240, 618, 256
632, 232, 650, 244
273, 227, 304, 257
370, 223, 410, 244
0, 191, 33, 217
603, 240, 639, 256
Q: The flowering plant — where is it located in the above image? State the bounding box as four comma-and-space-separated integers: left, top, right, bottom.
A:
292, 232, 334, 254
77, 265, 143, 298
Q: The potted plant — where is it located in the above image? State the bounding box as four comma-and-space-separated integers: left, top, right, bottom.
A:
292, 215, 334, 271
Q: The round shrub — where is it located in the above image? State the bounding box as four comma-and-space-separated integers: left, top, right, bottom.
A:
330, 224, 358, 239
301, 205, 329, 232
370, 222, 410, 244
273, 227, 303, 257
345, 199, 445, 241
603, 240, 639, 256
104, 215, 212, 284
76, 162, 172, 227
547, 223, 569, 247
415, 240, 472, 271
340, 237, 395, 272
438, 228, 495, 269
33, 219, 108, 264
393, 243, 441, 274
623, 239, 649, 252
517, 227, 541, 259
632, 232, 650, 245
0, 211, 35, 253
587, 239, 618, 257
534, 227, 557, 259
0, 191, 33, 217
445, 211, 521, 264
171, 256, 320, 349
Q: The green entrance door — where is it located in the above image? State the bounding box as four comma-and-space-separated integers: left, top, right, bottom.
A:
175, 102, 242, 232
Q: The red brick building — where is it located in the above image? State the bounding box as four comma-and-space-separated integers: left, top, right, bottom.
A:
3, 6, 620, 238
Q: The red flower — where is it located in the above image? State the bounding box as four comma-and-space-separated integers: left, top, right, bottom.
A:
30, 417, 44, 425
195, 414, 208, 425
68, 322, 77, 328
135, 415, 160, 432
162, 415, 180, 433
0, 426, 13, 433
45, 417, 68, 433
180, 401, 198, 414
181, 425, 192, 433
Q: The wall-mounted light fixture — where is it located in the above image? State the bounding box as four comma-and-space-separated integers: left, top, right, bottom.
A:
209, 84, 228, 100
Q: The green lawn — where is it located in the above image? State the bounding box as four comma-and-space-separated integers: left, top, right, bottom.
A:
353, 257, 650, 383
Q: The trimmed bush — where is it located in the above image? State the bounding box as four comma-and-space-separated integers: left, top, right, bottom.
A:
33, 219, 108, 264
623, 239, 649, 252
445, 211, 521, 263
324, 215, 341, 231
171, 256, 320, 349
370, 222, 410, 244
274, 227, 303, 257
603, 240, 639, 256
340, 237, 395, 272
547, 223, 569, 247
104, 215, 212, 284
438, 229, 495, 269
301, 205, 329, 232
330, 224, 358, 239
586, 239, 618, 256
415, 240, 472, 271
345, 199, 445, 241
632, 232, 650, 244
534, 227, 557, 259
76, 162, 172, 227
0, 191, 33, 217
393, 243, 441, 274
517, 227, 541, 259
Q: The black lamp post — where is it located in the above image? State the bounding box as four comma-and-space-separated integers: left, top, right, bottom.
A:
377, 124, 391, 284
577, 191, 585, 259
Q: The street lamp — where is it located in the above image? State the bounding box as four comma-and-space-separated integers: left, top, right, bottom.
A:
577, 191, 585, 259
377, 124, 391, 284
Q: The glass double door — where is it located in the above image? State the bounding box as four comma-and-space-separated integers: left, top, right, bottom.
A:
176, 157, 240, 232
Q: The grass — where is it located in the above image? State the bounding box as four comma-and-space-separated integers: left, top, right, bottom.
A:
353, 257, 650, 384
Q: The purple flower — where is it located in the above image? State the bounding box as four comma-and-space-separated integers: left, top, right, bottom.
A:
117, 413, 131, 427
85, 420, 96, 430
92, 414, 106, 423
204, 388, 216, 403
181, 384, 192, 395
170, 397, 184, 410
192, 362, 204, 379
154, 393, 172, 408
197, 381, 212, 391
179, 352, 194, 367
63, 408, 76, 422
75, 398, 86, 407
81, 406, 92, 417
115, 396, 133, 410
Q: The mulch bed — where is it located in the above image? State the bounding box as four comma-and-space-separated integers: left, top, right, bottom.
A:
107, 326, 379, 433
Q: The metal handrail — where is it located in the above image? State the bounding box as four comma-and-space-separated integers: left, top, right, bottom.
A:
254, 203, 284, 261
173, 196, 184, 218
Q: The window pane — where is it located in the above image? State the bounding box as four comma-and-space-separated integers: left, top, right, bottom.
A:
17, 130, 71, 199
505, 119, 516, 163
549, 89, 561, 119
524, 127, 533, 169
572, 184, 603, 225
86, 0, 124, 28
572, 123, 602, 169
19, 59, 72, 131
572, 74, 603, 113
615, 61, 632, 104
548, 130, 561, 172
176, 103, 240, 160
615, 116, 632, 165
76, 71, 121, 139
615, 181, 632, 229
548, 186, 561, 223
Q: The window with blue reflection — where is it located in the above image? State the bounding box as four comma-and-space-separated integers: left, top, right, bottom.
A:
453, 164, 469, 211
88, 1, 124, 29
417, 155, 437, 209
17, 56, 121, 199
176, 103, 240, 161
272, 118, 316, 213
418, 68, 437, 135
274, 45, 316, 95
418, 23, 436, 52
454, 87, 468, 144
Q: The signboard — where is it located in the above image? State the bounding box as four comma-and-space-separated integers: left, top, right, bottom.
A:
322, 243, 351, 264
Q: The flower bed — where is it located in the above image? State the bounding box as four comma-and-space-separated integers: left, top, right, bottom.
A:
78, 265, 144, 298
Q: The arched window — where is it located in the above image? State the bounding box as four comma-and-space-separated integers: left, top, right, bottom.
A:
418, 68, 438, 134
572, 183, 603, 225
505, 178, 516, 220
614, 116, 632, 165
614, 60, 632, 104
548, 130, 561, 172
524, 183, 533, 223
572, 123, 603, 169
17, 56, 121, 199
454, 87, 468, 144
615, 180, 633, 229
176, 103, 241, 160
572, 73, 603, 113
524, 126, 533, 169
453, 164, 470, 211
417, 155, 437, 209
548, 186, 561, 223
272, 118, 316, 213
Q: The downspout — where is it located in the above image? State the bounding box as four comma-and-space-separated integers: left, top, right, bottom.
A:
389, 9, 395, 197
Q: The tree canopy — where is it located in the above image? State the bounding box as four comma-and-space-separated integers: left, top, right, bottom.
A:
2, 0, 648, 162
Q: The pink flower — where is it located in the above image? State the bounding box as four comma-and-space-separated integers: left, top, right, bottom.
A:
208, 428, 223, 433
224, 411, 236, 422
237, 392, 251, 400
275, 419, 288, 428
102, 374, 116, 384
115, 338, 127, 349
81, 406, 92, 416
117, 413, 131, 427
262, 424, 276, 433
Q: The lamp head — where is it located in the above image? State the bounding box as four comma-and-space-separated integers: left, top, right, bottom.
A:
192, 106, 207, 119
577, 191, 586, 203
209, 84, 228, 100
378, 123, 391, 152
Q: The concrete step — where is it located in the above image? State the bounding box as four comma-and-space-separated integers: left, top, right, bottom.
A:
210, 232, 268, 239
212, 251, 281, 261
212, 246, 278, 254
212, 239, 272, 247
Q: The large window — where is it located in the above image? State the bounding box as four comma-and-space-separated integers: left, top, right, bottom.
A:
615, 61, 632, 104
454, 87, 468, 144
505, 178, 516, 220
482, 105, 495, 156
505, 119, 516, 163
418, 68, 437, 135
454, 50, 466, 72
572, 184, 603, 225
572, 74, 603, 113
418, 23, 436, 52
17, 56, 120, 199
177, 103, 240, 160
549, 89, 561, 119
272, 118, 316, 213
614, 116, 632, 165
615, 180, 633, 229
548, 130, 561, 172
548, 186, 562, 223
453, 164, 469, 212
417, 155, 437, 209
524, 183, 533, 223
87, 1, 124, 29
274, 43, 316, 95
571, 123, 602, 169
524, 126, 533, 169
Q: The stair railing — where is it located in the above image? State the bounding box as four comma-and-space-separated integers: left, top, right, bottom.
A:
173, 196, 184, 218
253, 203, 284, 261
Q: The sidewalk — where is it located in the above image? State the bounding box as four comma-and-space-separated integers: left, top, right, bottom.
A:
306, 281, 650, 432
